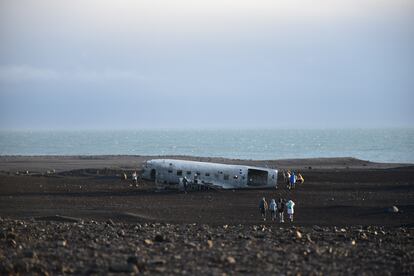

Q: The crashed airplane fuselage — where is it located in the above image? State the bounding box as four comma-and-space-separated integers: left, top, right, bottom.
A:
141, 159, 278, 190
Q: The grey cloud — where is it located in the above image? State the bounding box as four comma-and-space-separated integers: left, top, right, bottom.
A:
0, 65, 59, 82
0, 65, 145, 84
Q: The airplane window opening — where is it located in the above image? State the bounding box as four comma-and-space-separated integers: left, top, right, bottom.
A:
205, 173, 210, 177
177, 170, 183, 176
150, 169, 156, 181
247, 169, 268, 186
168, 170, 173, 173
186, 171, 191, 175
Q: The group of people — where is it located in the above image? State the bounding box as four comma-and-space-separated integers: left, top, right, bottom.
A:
121, 171, 139, 187
259, 197, 295, 223
257, 170, 303, 222
283, 170, 304, 190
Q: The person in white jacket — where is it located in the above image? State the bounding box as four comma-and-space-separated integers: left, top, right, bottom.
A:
269, 199, 277, 221
286, 199, 295, 222
132, 171, 138, 186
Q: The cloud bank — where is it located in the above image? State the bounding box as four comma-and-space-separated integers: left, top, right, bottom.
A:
0, 0, 413, 128
0, 65, 144, 84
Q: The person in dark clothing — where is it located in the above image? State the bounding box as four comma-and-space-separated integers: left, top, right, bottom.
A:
183, 177, 189, 193
259, 197, 268, 221
278, 198, 285, 223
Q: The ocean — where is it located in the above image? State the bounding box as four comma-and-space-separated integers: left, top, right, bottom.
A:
0, 129, 413, 163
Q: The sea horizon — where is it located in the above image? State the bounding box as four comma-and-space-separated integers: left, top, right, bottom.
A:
1, 128, 413, 163
1, 126, 413, 131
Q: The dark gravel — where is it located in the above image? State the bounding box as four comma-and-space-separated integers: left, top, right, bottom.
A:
0, 218, 413, 275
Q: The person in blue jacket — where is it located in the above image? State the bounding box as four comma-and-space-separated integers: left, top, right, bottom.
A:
289, 172, 296, 189
269, 199, 277, 221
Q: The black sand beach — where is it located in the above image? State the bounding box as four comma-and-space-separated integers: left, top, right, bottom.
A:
0, 156, 413, 274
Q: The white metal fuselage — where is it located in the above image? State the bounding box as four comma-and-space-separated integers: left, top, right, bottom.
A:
141, 159, 278, 190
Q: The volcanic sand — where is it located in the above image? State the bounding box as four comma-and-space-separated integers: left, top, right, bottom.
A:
0, 156, 413, 275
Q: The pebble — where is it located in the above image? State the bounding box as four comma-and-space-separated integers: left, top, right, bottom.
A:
154, 266, 166, 273
313, 225, 323, 232
144, 239, 153, 245
109, 263, 138, 273
23, 250, 37, 259
148, 258, 167, 265
57, 240, 67, 247
154, 234, 165, 242
127, 256, 139, 265
389, 206, 399, 213
226, 256, 236, 264
8, 239, 17, 248
61, 266, 74, 273
6, 232, 16, 240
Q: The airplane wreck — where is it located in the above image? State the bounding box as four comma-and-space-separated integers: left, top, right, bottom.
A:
141, 159, 278, 191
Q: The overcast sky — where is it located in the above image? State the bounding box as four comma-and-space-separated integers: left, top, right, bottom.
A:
0, 0, 413, 129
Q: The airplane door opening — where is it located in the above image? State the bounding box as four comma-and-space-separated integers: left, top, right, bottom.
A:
150, 169, 156, 181
247, 169, 268, 186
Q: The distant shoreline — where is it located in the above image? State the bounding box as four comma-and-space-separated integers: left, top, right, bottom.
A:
0, 155, 412, 173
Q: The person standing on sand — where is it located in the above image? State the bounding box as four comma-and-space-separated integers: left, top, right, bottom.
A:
297, 173, 304, 184
282, 171, 287, 184
132, 171, 138, 187
286, 199, 295, 222
259, 197, 268, 221
269, 199, 277, 221
286, 171, 291, 188
278, 198, 285, 222
289, 172, 296, 189
182, 176, 189, 193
